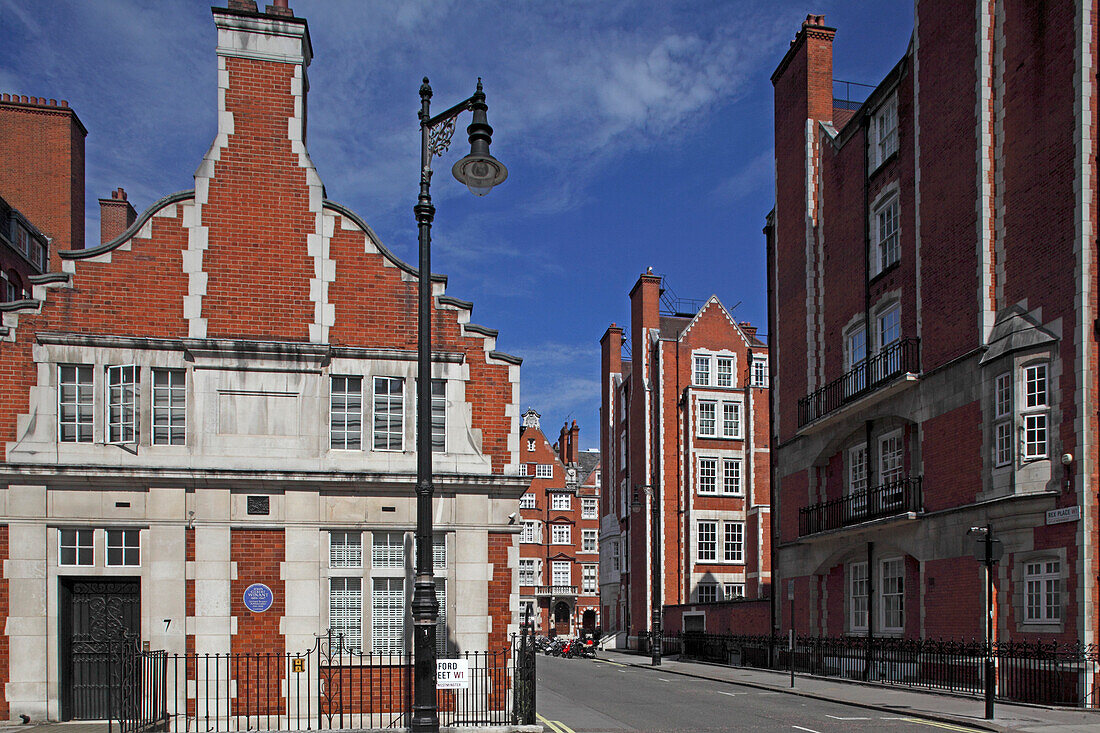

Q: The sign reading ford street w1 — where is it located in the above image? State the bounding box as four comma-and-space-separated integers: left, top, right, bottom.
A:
437, 659, 470, 690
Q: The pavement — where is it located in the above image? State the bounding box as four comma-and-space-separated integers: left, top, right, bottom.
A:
596, 649, 1100, 733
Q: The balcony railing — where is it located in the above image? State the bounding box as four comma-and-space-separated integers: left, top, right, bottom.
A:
799, 476, 922, 536
534, 585, 577, 597
798, 338, 920, 427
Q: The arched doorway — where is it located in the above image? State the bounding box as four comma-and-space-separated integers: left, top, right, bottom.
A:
553, 601, 570, 636
582, 609, 596, 631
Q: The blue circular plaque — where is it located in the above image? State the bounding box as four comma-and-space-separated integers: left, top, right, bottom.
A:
243, 583, 274, 613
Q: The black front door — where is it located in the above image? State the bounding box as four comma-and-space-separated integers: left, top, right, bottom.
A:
59, 577, 140, 721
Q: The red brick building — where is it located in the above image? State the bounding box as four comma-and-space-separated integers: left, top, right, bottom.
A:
516, 410, 601, 635
767, 3, 1097, 673
0, 0, 525, 722
600, 272, 772, 645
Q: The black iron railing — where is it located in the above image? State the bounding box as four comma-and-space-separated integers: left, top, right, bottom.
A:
678, 633, 1100, 708
112, 631, 532, 732
798, 338, 920, 427
799, 476, 923, 536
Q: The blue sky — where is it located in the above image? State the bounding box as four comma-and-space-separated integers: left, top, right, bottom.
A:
1, 0, 913, 450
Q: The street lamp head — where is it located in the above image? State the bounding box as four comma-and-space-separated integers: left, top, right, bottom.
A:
452, 79, 507, 196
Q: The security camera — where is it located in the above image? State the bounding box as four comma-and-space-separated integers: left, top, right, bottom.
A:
1060, 453, 1074, 466
508, 512, 517, 525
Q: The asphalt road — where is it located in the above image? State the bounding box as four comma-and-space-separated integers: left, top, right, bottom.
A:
536, 654, 984, 733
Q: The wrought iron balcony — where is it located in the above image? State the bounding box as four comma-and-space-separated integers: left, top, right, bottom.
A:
798, 338, 920, 427
799, 476, 922, 536
534, 585, 577, 597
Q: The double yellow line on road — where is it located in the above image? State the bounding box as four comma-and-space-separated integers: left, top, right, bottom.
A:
537, 712, 577, 733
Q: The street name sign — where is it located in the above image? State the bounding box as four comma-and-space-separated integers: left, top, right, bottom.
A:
437, 659, 469, 690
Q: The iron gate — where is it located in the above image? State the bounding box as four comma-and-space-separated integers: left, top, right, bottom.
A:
60, 578, 141, 721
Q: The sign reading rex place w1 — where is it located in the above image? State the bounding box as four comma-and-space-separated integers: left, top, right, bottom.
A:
1046, 506, 1081, 525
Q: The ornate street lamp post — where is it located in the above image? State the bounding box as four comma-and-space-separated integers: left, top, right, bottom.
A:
412, 77, 506, 733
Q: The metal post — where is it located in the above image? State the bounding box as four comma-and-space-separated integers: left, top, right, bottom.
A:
985, 523, 995, 720
651, 482, 661, 666
411, 78, 440, 733
788, 581, 795, 688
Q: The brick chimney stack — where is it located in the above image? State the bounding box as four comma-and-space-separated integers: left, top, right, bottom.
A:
557, 421, 580, 465
0, 94, 87, 263
99, 187, 137, 245
740, 321, 758, 342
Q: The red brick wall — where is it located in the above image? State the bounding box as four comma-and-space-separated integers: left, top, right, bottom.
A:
231, 529, 285, 712
921, 403, 982, 512
486, 533, 510, 651
0, 97, 86, 261
662, 599, 771, 636
916, 0, 980, 369
922, 558, 982, 639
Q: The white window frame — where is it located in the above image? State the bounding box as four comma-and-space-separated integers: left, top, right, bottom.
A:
611, 539, 620, 572
58, 528, 94, 567
697, 400, 717, 437
878, 429, 904, 484
329, 530, 363, 568
722, 458, 743, 495
430, 379, 446, 453
716, 357, 734, 387
372, 376, 404, 451
581, 497, 598, 518
330, 375, 363, 450
721, 401, 742, 438
551, 524, 571, 545
582, 564, 598, 593
520, 493, 536, 510
519, 558, 536, 586
880, 557, 905, 632
152, 368, 186, 446
106, 365, 138, 444
693, 354, 711, 386
59, 365, 95, 443
1024, 559, 1061, 623
697, 583, 718, 603
994, 372, 1013, 467
329, 575, 363, 652
697, 520, 717, 561
848, 443, 868, 513
106, 529, 140, 567
582, 528, 597, 552
552, 560, 571, 587
371, 576, 404, 654
551, 493, 571, 511
849, 561, 868, 632
724, 583, 745, 601
527, 438, 535, 452
698, 457, 718, 494
871, 94, 898, 169
845, 326, 868, 395
751, 357, 768, 387
723, 521, 744, 563
371, 531, 405, 569
536, 464, 553, 479
521, 521, 541, 544
871, 194, 900, 276
1021, 363, 1049, 460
